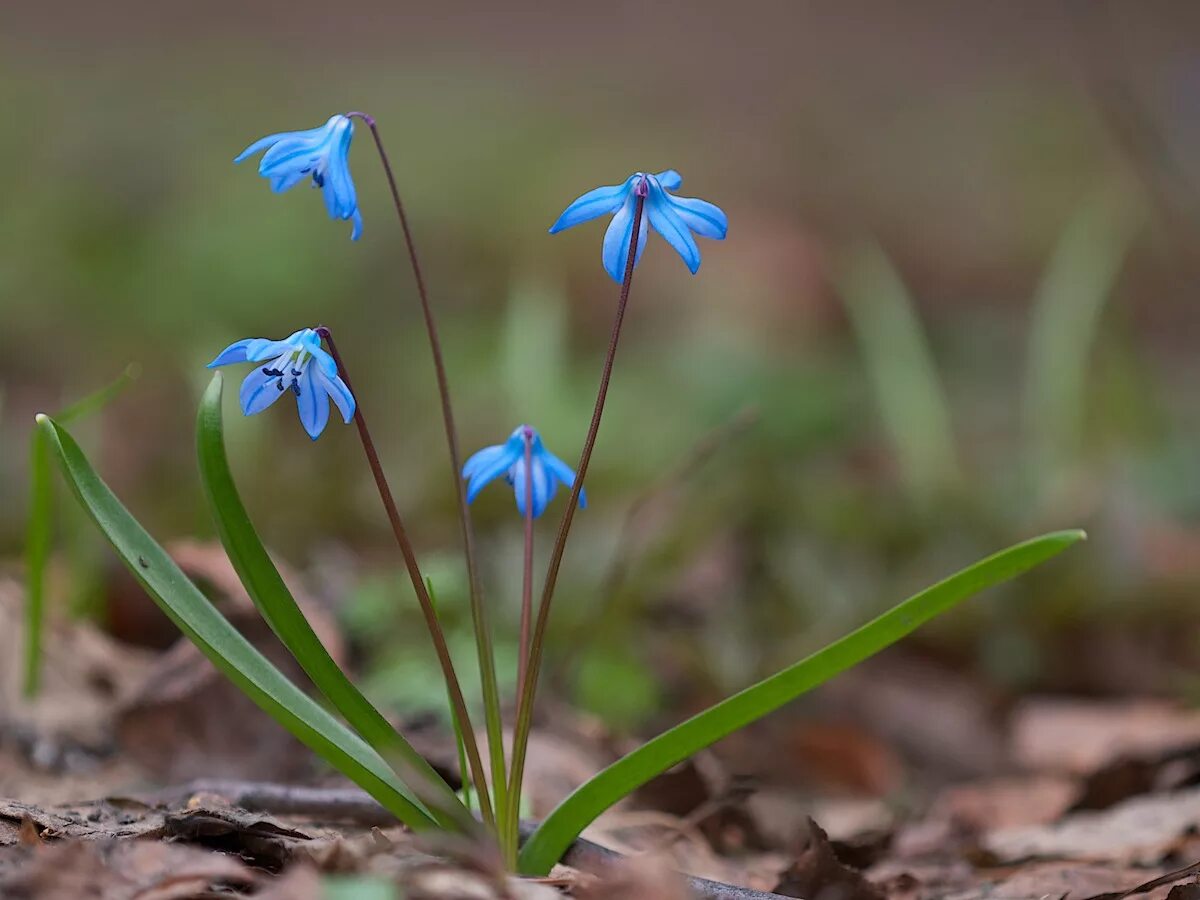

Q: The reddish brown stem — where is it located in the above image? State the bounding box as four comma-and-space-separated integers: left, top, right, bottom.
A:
517, 431, 535, 699
316, 326, 495, 829
505, 188, 647, 847
346, 113, 508, 822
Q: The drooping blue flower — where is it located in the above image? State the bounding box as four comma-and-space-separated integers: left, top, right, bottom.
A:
463, 425, 586, 518
207, 327, 355, 441
549, 170, 728, 282
235, 114, 363, 240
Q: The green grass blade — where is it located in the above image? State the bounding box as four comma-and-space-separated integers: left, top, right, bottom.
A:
23, 429, 53, 697
836, 241, 961, 503
36, 413, 438, 831
519, 529, 1085, 874
24, 363, 140, 697
196, 374, 468, 828
1023, 188, 1141, 480
56, 363, 140, 425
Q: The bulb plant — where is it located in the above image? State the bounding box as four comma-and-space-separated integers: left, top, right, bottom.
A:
31, 109, 1085, 876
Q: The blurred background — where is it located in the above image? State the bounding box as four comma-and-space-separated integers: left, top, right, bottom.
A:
3, 1, 1200, 790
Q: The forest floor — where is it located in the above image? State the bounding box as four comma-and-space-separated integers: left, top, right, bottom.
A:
4, 558, 1200, 900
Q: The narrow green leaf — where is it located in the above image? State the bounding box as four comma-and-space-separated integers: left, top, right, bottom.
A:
24, 363, 139, 697
36, 413, 437, 831
57, 363, 140, 425
836, 241, 961, 503
196, 373, 468, 828
519, 530, 1085, 873
23, 429, 52, 697
1023, 188, 1142, 480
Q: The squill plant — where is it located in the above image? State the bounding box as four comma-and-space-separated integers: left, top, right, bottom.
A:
31, 108, 1085, 875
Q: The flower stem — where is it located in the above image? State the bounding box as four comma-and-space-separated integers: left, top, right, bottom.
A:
518, 432, 535, 700
317, 326, 495, 830
505, 189, 648, 857
347, 112, 509, 834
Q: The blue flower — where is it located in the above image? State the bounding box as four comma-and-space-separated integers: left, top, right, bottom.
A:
549, 170, 728, 281
463, 425, 586, 518
207, 327, 356, 440
235, 114, 363, 240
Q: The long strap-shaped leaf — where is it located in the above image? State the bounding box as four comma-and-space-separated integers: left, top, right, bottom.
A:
37, 413, 437, 831
519, 529, 1084, 873
196, 374, 468, 828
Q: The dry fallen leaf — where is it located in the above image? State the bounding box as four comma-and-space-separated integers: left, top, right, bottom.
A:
943, 862, 1181, 900
1011, 699, 1200, 777
256, 863, 324, 900
572, 854, 693, 900
0, 577, 156, 808
774, 817, 885, 900
985, 786, 1200, 865
928, 775, 1079, 832
817, 653, 1006, 780
0, 838, 256, 900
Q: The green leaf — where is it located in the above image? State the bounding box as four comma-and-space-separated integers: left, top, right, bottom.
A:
24, 363, 139, 697
196, 373, 468, 828
1023, 188, 1142, 482
23, 428, 52, 697
519, 529, 1085, 874
836, 241, 961, 504
56, 363, 141, 425
36, 413, 437, 831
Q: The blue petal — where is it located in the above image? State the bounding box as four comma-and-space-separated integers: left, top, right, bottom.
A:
256, 118, 339, 175
242, 337, 298, 362
321, 121, 357, 217
512, 457, 554, 518
234, 133, 286, 164
239, 366, 287, 416
258, 137, 322, 177
464, 444, 505, 479
314, 367, 355, 423
310, 345, 340, 379
349, 209, 363, 241
271, 169, 308, 193
540, 449, 586, 509
655, 170, 683, 190
296, 366, 330, 440
601, 194, 649, 283
668, 195, 727, 240
464, 444, 521, 502
294, 328, 322, 353
548, 180, 630, 234
207, 338, 254, 368
647, 184, 701, 274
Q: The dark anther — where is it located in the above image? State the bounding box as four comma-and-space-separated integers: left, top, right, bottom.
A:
291, 368, 302, 376
312, 172, 325, 188
276, 381, 286, 391
263, 367, 283, 377
291, 383, 302, 396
